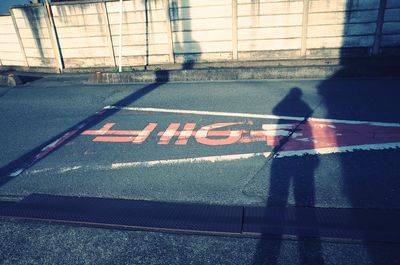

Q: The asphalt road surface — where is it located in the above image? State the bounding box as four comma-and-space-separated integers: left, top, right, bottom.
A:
0, 74, 400, 264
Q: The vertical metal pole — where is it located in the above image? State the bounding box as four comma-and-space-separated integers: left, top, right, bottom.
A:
119, 0, 123, 72
44, 0, 64, 72
103, 2, 116, 67
372, 0, 387, 55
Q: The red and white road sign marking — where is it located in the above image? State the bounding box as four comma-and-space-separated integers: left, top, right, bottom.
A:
31, 106, 400, 174
10, 106, 400, 177
79, 106, 400, 170
82, 119, 400, 153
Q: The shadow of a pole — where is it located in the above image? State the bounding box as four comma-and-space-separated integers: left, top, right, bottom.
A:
0, 70, 169, 186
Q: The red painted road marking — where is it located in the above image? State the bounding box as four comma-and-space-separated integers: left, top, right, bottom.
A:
158, 123, 181, 145
81, 121, 400, 151
82, 123, 157, 144
176, 123, 196, 145
283, 120, 400, 151
20, 115, 400, 175
195, 122, 245, 146
132, 123, 157, 144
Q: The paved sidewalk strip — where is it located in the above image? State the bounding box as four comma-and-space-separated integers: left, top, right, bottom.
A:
2, 193, 400, 243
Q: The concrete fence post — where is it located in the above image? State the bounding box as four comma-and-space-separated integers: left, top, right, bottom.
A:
372, 0, 387, 55
300, 0, 310, 57
10, 9, 29, 67
163, 0, 175, 64
103, 2, 117, 67
232, 0, 238, 60
43, 2, 64, 72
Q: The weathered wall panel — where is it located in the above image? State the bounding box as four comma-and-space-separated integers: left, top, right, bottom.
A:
11, 6, 56, 67
1, 0, 400, 69
381, 6, 400, 49
238, 14, 302, 28
386, 0, 400, 8
238, 27, 302, 40
309, 0, 380, 13
238, 1, 303, 16
239, 39, 301, 51
0, 15, 25, 66
381, 34, 400, 46
382, 22, 400, 35
106, 0, 171, 66
384, 9, 400, 22
171, 6, 231, 19
306, 0, 379, 56
308, 23, 377, 38
307, 36, 375, 49
237, 0, 303, 53
169, 0, 232, 61
308, 10, 379, 25
52, 3, 114, 68
173, 17, 232, 31
109, 22, 167, 34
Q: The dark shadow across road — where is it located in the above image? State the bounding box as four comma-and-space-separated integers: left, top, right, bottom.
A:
0, 71, 169, 186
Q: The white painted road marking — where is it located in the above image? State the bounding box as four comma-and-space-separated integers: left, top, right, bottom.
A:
13, 106, 400, 176
27, 141, 400, 175
105, 106, 400, 127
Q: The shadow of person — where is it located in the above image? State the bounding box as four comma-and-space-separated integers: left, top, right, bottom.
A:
317, 64, 400, 264
312, 0, 400, 263
253, 87, 324, 264
170, 0, 200, 70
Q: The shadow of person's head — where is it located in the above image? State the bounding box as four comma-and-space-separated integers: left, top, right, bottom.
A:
288, 87, 303, 100
273, 87, 312, 117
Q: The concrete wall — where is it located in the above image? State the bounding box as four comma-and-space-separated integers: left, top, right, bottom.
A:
170, 0, 233, 63
381, 0, 400, 55
0, 15, 26, 66
237, 0, 304, 60
307, 0, 380, 58
11, 6, 57, 68
106, 0, 171, 66
51, 2, 115, 68
0, 0, 399, 70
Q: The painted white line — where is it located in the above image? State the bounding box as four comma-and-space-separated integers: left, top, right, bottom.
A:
111, 152, 272, 169
59, 166, 82, 173
277, 142, 400, 158
105, 106, 400, 127
307, 117, 400, 127
9, 169, 24, 177
27, 152, 272, 174
112, 143, 399, 169
104, 106, 305, 122
25, 142, 400, 175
